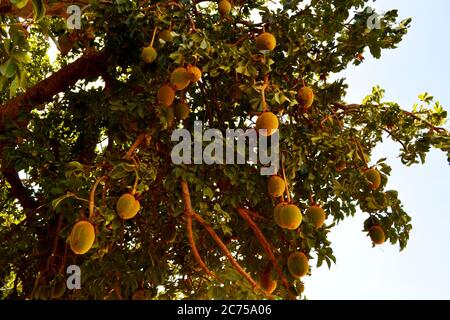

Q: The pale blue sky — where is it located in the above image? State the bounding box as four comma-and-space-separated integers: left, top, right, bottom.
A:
305, 0, 450, 299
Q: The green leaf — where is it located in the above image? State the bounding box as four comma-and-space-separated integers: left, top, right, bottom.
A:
10, 51, 31, 64
0, 59, 17, 78
51, 193, 75, 209
11, 0, 29, 9
31, 0, 46, 22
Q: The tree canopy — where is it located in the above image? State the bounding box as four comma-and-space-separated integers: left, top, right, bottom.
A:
0, 0, 449, 300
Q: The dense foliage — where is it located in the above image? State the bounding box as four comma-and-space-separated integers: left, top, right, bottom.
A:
0, 0, 448, 300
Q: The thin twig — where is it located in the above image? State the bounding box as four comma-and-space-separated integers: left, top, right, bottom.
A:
236, 208, 296, 299
89, 176, 108, 220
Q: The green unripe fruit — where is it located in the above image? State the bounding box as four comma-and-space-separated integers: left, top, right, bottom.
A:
159, 30, 173, 42
161, 223, 177, 243
305, 205, 326, 229
369, 225, 386, 245
364, 168, 381, 190
174, 102, 190, 120
279, 204, 302, 230
296, 86, 314, 109
256, 112, 279, 136
69, 220, 95, 255
255, 32, 276, 51
157, 85, 175, 107
287, 252, 309, 278
267, 175, 285, 197
141, 46, 157, 64
170, 67, 191, 90
218, 0, 232, 16
116, 193, 140, 220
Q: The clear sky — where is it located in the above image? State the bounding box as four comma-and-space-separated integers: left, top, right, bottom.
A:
304, 0, 450, 299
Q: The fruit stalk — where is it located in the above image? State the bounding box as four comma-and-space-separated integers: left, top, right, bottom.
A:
89, 176, 109, 220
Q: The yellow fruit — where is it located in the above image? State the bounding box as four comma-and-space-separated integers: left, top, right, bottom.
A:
187, 65, 202, 83
255, 112, 279, 136
141, 46, 157, 64
116, 193, 140, 220
273, 202, 287, 227
296, 86, 314, 109
287, 252, 309, 278
255, 32, 276, 51
159, 30, 173, 42
279, 204, 302, 230
69, 221, 95, 255
305, 205, 326, 228
218, 0, 232, 16
170, 67, 191, 90
174, 102, 190, 120
157, 84, 175, 107
260, 272, 277, 294
268, 175, 285, 197
364, 168, 381, 190
369, 225, 386, 245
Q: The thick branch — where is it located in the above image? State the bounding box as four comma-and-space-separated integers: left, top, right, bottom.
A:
0, 50, 108, 129
1, 164, 38, 211
181, 180, 265, 294
236, 208, 295, 299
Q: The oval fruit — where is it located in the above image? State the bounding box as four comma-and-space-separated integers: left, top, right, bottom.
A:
255, 32, 276, 51
305, 205, 326, 228
369, 225, 386, 245
218, 0, 232, 16
296, 86, 314, 109
364, 168, 381, 190
157, 84, 175, 107
268, 175, 285, 197
174, 102, 190, 120
116, 193, 140, 220
187, 65, 202, 83
279, 204, 302, 230
159, 30, 173, 42
170, 67, 191, 90
255, 112, 278, 136
69, 220, 95, 255
287, 252, 309, 278
260, 272, 277, 294
141, 46, 157, 64
273, 202, 287, 227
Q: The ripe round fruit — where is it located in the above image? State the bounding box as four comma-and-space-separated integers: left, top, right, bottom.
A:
157, 84, 175, 107
260, 272, 277, 294
187, 65, 202, 83
159, 30, 173, 42
369, 225, 386, 245
296, 86, 314, 109
255, 32, 276, 51
364, 168, 381, 190
218, 0, 232, 16
170, 67, 191, 91
69, 221, 95, 255
268, 175, 285, 197
279, 204, 303, 230
255, 112, 279, 136
273, 202, 287, 227
305, 205, 326, 229
174, 102, 190, 120
335, 160, 347, 172
141, 46, 157, 64
116, 193, 140, 220
287, 252, 309, 278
